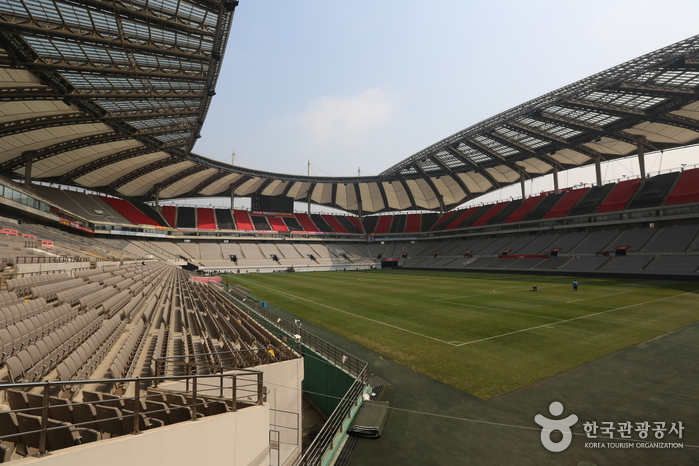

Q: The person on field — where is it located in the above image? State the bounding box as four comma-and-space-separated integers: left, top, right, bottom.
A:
573, 280, 578, 291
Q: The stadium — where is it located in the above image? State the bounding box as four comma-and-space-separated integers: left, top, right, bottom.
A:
0, 1, 698, 465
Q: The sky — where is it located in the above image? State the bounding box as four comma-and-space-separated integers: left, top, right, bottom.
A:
191, 0, 699, 210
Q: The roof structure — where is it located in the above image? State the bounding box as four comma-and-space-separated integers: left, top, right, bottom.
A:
1, 4, 699, 215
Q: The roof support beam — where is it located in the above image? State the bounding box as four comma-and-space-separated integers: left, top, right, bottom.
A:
0, 20, 211, 62
444, 146, 502, 189
429, 155, 473, 200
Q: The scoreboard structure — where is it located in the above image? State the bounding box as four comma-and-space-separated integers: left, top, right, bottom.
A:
250, 194, 294, 216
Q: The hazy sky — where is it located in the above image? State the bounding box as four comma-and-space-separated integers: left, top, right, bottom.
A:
192, 0, 699, 209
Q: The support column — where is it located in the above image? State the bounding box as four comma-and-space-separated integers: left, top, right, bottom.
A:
154, 183, 161, 210
23, 151, 34, 187
595, 157, 602, 187
552, 166, 559, 194
229, 185, 235, 212
637, 137, 646, 179
520, 173, 526, 199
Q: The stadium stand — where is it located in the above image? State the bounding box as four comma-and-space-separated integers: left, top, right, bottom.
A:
346, 216, 365, 234
251, 215, 271, 231
283, 216, 304, 232
569, 230, 621, 254
322, 214, 348, 233
405, 213, 422, 233
134, 203, 170, 228
196, 208, 217, 230
457, 205, 491, 228
645, 224, 699, 253
232, 210, 254, 230
567, 184, 616, 217
161, 206, 177, 228
544, 188, 590, 219
99, 197, 161, 226
627, 172, 680, 210
485, 200, 522, 225
523, 192, 566, 221
374, 216, 393, 234
606, 227, 657, 251
665, 167, 699, 205
419, 213, 439, 231
214, 209, 236, 230
596, 179, 641, 213
176, 207, 197, 229
310, 214, 333, 233
295, 213, 319, 232
445, 207, 480, 230
504, 194, 545, 223
430, 210, 461, 231
362, 215, 379, 234
268, 217, 290, 232
599, 255, 654, 272
645, 255, 699, 273
471, 202, 509, 227
389, 214, 406, 233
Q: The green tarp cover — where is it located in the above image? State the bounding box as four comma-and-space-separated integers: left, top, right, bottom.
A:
347, 401, 390, 438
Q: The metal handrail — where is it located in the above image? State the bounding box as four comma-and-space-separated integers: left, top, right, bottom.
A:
0, 370, 264, 457
221, 292, 370, 466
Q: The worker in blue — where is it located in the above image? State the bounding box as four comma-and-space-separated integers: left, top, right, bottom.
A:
573, 280, 579, 291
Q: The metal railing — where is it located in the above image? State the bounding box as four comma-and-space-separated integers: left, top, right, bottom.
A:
0, 370, 264, 457
151, 346, 301, 381
232, 296, 367, 380
223, 292, 369, 466
296, 368, 367, 465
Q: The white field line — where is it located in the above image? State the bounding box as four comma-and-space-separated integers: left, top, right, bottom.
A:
436, 283, 569, 301
441, 301, 564, 322
453, 289, 699, 346
565, 289, 635, 304
235, 278, 456, 345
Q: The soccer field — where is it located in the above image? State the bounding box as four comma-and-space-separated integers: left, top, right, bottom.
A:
223, 269, 699, 399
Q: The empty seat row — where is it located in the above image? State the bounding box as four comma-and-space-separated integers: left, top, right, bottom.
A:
0, 409, 100, 458
56, 314, 125, 384
30, 278, 87, 301
78, 286, 119, 311
56, 282, 100, 306
0, 303, 76, 363
109, 320, 147, 382
0, 290, 21, 307
0, 297, 49, 329
4, 309, 101, 382
101, 289, 132, 317
6, 272, 71, 296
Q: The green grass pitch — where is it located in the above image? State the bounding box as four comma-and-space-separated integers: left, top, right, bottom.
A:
223, 269, 699, 399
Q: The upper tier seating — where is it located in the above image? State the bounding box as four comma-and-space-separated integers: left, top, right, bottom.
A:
627, 172, 680, 210
504, 194, 545, 223
544, 188, 590, 219
176, 207, 196, 229
98, 197, 159, 226
471, 202, 508, 227
232, 210, 254, 230
665, 168, 699, 205
196, 208, 217, 230
295, 213, 319, 232
214, 209, 236, 229
568, 184, 615, 216
596, 179, 641, 213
